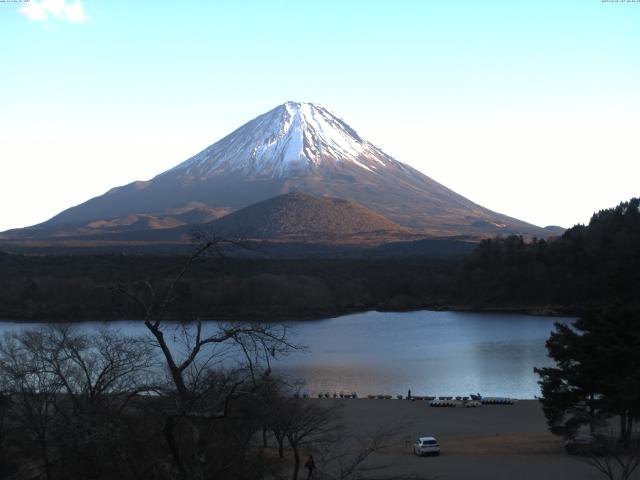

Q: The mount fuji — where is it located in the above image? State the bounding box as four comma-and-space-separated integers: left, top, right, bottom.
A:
3, 101, 559, 243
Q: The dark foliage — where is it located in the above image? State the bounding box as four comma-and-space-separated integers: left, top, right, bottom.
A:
535, 305, 640, 442
1, 197, 639, 321
0, 255, 458, 321
455, 198, 640, 312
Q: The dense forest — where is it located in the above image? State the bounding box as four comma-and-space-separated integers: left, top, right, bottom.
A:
455, 197, 640, 311
0, 253, 457, 321
0, 198, 638, 321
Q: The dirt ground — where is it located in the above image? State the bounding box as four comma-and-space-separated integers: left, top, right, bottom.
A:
306, 398, 638, 480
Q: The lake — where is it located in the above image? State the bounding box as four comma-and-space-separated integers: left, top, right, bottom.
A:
0, 310, 571, 399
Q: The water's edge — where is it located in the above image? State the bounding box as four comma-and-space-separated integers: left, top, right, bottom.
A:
0, 310, 572, 399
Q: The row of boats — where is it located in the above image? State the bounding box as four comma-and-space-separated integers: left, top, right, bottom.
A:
298, 391, 518, 405
325, 393, 518, 405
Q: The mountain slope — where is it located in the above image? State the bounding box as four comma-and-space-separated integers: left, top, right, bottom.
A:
5, 101, 555, 240
5, 193, 414, 249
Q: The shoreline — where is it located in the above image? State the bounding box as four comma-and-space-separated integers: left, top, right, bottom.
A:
0, 304, 578, 324
0, 311, 559, 402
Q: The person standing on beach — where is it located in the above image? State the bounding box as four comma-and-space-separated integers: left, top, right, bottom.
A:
305, 454, 316, 479
408, 389, 412, 400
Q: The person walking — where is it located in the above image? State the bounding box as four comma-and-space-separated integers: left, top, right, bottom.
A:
305, 454, 316, 479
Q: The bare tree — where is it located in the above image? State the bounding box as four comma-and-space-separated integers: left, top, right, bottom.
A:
115, 236, 297, 405
308, 419, 410, 480
23, 326, 155, 414
0, 331, 65, 480
113, 234, 301, 479
0, 389, 8, 478
585, 424, 640, 480
0, 326, 157, 480
281, 397, 342, 480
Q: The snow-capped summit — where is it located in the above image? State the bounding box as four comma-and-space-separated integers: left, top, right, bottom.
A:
169, 101, 397, 179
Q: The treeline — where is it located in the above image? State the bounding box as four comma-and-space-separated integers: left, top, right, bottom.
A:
1, 197, 639, 321
454, 197, 640, 311
0, 255, 457, 321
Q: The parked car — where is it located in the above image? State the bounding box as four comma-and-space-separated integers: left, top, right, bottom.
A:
565, 433, 608, 455
413, 436, 440, 456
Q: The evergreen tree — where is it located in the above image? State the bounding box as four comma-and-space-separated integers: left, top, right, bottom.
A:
536, 305, 640, 443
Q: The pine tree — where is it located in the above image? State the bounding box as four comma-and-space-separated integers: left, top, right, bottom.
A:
536, 305, 640, 443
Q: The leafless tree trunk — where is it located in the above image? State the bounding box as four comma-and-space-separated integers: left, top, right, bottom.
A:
113, 233, 301, 479
585, 424, 640, 480
0, 332, 62, 480
0, 392, 8, 479
282, 398, 341, 480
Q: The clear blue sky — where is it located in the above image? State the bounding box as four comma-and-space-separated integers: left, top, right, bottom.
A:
1, 0, 639, 231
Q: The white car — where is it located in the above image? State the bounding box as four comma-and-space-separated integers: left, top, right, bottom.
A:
413, 436, 440, 456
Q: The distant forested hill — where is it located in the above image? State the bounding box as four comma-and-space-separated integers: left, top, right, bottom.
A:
452, 198, 640, 311
1, 198, 638, 321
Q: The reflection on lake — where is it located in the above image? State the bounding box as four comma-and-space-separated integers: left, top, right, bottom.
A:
0, 310, 571, 399
277, 311, 571, 399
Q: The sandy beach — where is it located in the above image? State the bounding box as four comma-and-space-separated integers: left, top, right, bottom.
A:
303, 398, 637, 480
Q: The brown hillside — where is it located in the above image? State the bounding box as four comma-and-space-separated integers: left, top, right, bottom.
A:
208, 192, 411, 239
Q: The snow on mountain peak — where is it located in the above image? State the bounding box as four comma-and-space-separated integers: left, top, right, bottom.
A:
168, 101, 394, 179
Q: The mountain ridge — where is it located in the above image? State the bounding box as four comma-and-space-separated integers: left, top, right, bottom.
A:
2, 101, 559, 242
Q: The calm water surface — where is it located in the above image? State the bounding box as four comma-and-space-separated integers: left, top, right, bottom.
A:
0, 310, 571, 399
